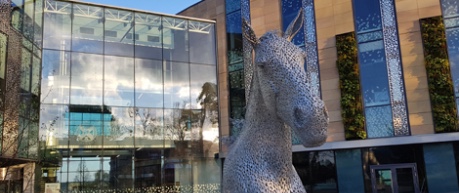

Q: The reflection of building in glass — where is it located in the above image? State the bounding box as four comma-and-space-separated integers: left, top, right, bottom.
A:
1, 0, 219, 192
180, 0, 459, 192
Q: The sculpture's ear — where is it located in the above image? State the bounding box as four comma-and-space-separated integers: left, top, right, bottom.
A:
283, 9, 304, 42
242, 18, 259, 47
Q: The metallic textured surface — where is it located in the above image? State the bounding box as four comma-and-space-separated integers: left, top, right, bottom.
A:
224, 12, 328, 192
302, 0, 320, 97
380, 0, 409, 136
241, 0, 252, 103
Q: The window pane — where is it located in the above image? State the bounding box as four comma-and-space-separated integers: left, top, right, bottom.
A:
134, 13, 163, 60
359, 41, 390, 106
163, 17, 188, 63
104, 56, 134, 106
70, 53, 103, 105
134, 108, 163, 146
67, 106, 105, 148
189, 21, 216, 65
446, 28, 459, 97
104, 8, 134, 57
43, 0, 71, 50
135, 58, 163, 108
23, 0, 34, 41
442, 0, 459, 19
134, 150, 162, 188
41, 49, 70, 104
71, 4, 104, 53
225, 0, 240, 13
335, 149, 365, 193
21, 48, 31, 92
226, 11, 243, 68
365, 105, 394, 138
190, 64, 217, 109
105, 107, 134, 148
28, 121, 39, 158
424, 143, 459, 193
34, 0, 43, 47
40, 104, 69, 154
0, 32, 6, 79
11, 0, 23, 32
32, 55, 40, 95
353, 0, 382, 33
164, 61, 189, 108
293, 151, 337, 193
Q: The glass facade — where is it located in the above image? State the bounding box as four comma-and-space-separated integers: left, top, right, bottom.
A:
225, 0, 245, 136
353, 0, 393, 138
441, 0, 459, 114
40, 0, 219, 192
351, 0, 407, 138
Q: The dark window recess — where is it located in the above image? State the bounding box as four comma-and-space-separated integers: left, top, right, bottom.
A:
126, 33, 139, 40
105, 30, 117, 38
147, 35, 160, 42
80, 27, 94, 35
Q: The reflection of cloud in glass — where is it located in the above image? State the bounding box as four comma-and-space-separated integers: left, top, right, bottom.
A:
71, 53, 103, 105
104, 56, 134, 106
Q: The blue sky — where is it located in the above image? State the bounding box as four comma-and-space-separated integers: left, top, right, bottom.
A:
80, 0, 202, 14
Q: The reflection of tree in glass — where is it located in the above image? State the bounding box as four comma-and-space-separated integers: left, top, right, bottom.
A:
165, 102, 190, 141
197, 82, 218, 125
74, 161, 93, 191
93, 170, 109, 189
130, 108, 161, 138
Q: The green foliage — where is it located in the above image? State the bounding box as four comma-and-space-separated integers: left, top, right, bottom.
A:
420, 16, 459, 133
336, 32, 366, 140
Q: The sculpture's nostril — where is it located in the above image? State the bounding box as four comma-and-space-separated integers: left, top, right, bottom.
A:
294, 107, 303, 123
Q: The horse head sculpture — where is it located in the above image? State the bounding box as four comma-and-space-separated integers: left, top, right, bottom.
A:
243, 10, 328, 147
223, 10, 329, 193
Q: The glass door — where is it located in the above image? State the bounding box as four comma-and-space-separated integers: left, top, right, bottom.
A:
370, 163, 420, 193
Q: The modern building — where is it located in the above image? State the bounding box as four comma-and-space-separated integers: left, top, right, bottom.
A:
1, 0, 220, 192
179, 0, 459, 192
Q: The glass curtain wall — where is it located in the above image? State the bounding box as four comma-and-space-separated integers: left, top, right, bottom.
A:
40, 0, 219, 192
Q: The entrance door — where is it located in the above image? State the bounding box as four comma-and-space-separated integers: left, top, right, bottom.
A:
370, 163, 420, 193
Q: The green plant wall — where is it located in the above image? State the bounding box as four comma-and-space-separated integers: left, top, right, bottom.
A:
420, 16, 459, 133
336, 32, 366, 140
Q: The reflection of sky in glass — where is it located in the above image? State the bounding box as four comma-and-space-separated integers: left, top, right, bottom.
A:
104, 56, 134, 106
71, 53, 103, 105
135, 59, 163, 108
226, 11, 242, 34
359, 41, 390, 106
354, 0, 382, 32
226, 0, 240, 13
